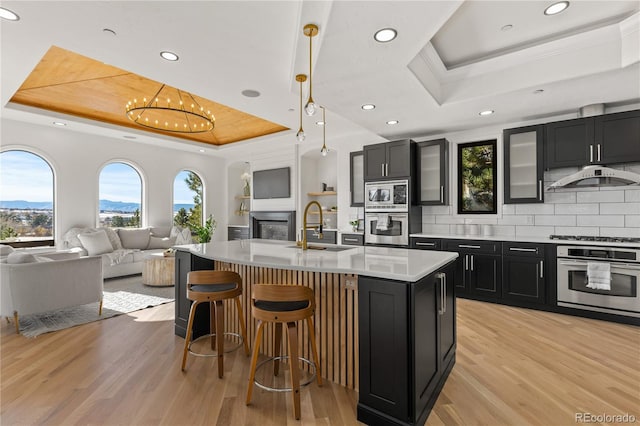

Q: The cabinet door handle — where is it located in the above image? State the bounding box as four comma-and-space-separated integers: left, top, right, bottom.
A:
436, 272, 445, 315
470, 255, 474, 271
509, 247, 537, 253
589, 145, 594, 163
538, 180, 543, 201
416, 242, 436, 247
442, 273, 447, 314
381, 163, 385, 177
540, 260, 544, 279
464, 254, 468, 271
440, 186, 444, 203
459, 244, 481, 249
597, 144, 601, 162
344, 238, 358, 242
385, 163, 389, 176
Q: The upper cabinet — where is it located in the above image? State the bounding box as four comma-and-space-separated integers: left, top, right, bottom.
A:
363, 139, 414, 180
545, 110, 640, 169
417, 139, 448, 205
350, 151, 364, 207
504, 125, 544, 204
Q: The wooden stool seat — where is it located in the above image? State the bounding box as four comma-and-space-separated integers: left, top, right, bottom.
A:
245, 284, 322, 420
181, 270, 250, 378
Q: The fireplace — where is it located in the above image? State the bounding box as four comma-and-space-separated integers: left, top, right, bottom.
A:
249, 211, 296, 241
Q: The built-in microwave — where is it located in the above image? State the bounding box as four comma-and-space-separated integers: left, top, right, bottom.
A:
364, 180, 409, 212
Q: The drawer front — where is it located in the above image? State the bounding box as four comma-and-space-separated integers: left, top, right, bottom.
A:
411, 238, 441, 250
502, 242, 545, 257
342, 233, 364, 246
444, 239, 500, 254
227, 226, 249, 240
306, 230, 337, 244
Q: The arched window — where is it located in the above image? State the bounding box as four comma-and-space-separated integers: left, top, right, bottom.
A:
0, 150, 55, 247
99, 162, 142, 228
173, 170, 203, 230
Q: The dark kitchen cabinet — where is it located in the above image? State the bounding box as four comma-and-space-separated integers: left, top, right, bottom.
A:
545, 109, 640, 169
350, 151, 364, 207
504, 125, 543, 204
502, 242, 546, 305
444, 240, 501, 300
341, 233, 364, 246
417, 139, 448, 205
174, 250, 214, 338
357, 262, 456, 426
363, 139, 414, 180
594, 109, 640, 164
411, 237, 442, 250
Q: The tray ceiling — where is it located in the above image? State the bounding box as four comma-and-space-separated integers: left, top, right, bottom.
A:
9, 46, 288, 146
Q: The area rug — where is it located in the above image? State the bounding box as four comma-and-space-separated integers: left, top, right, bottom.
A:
18, 275, 174, 338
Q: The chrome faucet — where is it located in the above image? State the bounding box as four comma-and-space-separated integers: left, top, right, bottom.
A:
300, 200, 323, 250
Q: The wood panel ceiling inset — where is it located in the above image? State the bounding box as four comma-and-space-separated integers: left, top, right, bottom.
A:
9, 46, 288, 146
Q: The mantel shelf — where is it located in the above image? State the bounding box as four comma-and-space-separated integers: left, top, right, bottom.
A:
307, 191, 337, 196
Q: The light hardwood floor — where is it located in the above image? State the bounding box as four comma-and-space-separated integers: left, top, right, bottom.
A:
2, 299, 638, 425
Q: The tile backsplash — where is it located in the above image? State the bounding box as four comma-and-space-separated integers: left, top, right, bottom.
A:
421, 163, 640, 238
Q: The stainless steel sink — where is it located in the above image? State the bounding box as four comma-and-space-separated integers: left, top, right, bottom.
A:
286, 245, 356, 252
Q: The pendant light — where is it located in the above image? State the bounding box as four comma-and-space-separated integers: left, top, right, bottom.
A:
320, 106, 328, 156
303, 24, 319, 116
295, 74, 307, 142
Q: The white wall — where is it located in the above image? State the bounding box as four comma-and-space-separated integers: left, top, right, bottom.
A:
1, 118, 227, 246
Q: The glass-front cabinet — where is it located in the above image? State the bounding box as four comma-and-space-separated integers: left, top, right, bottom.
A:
417, 139, 448, 205
503, 125, 544, 204
350, 151, 364, 207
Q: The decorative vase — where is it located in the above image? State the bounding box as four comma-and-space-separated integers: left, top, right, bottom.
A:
243, 181, 250, 196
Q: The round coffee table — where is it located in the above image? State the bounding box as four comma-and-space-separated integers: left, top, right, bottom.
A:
142, 253, 175, 286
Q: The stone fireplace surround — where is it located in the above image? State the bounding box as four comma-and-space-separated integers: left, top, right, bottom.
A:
249, 211, 296, 241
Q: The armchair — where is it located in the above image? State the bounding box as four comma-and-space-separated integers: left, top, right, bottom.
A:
0, 252, 103, 334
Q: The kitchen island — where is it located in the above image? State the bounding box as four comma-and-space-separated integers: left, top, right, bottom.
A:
175, 239, 458, 426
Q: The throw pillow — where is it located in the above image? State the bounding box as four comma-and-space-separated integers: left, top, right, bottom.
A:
62, 226, 92, 248
147, 235, 177, 249
6, 252, 37, 264
175, 228, 193, 245
150, 226, 172, 238
100, 227, 123, 250
78, 230, 114, 256
117, 228, 151, 249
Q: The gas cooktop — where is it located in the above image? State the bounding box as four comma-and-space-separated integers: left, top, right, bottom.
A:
549, 235, 640, 243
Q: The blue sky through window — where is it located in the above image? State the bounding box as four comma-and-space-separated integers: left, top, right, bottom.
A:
0, 150, 53, 202
99, 162, 141, 203
174, 170, 198, 205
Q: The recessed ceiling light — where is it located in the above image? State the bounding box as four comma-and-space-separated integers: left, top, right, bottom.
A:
103, 28, 116, 36
374, 28, 397, 43
0, 7, 20, 21
533, 89, 545, 95
199, 149, 205, 153
386, 120, 399, 125
316, 121, 325, 126
501, 24, 513, 31
123, 135, 136, 139
479, 110, 494, 116
544, 1, 569, 15
241, 89, 261, 98
160, 51, 179, 61
361, 104, 376, 111
52, 122, 66, 126
288, 108, 295, 112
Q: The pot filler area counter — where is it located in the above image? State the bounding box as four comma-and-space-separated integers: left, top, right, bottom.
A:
174, 239, 458, 426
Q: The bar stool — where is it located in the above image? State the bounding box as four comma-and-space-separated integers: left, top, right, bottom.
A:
181, 270, 250, 377
245, 284, 322, 420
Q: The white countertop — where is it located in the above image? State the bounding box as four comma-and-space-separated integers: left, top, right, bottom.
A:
410, 233, 640, 248
176, 239, 458, 282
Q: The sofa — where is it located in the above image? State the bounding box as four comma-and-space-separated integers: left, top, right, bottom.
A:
0, 247, 103, 333
62, 226, 192, 279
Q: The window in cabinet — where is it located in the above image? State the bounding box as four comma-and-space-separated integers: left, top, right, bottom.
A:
457, 140, 497, 214
417, 139, 448, 205
504, 125, 543, 204
350, 151, 364, 206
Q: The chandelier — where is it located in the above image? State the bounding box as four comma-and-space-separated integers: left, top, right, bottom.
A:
125, 84, 215, 133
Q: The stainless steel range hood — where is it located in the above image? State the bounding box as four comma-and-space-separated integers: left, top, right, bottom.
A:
549, 165, 640, 189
